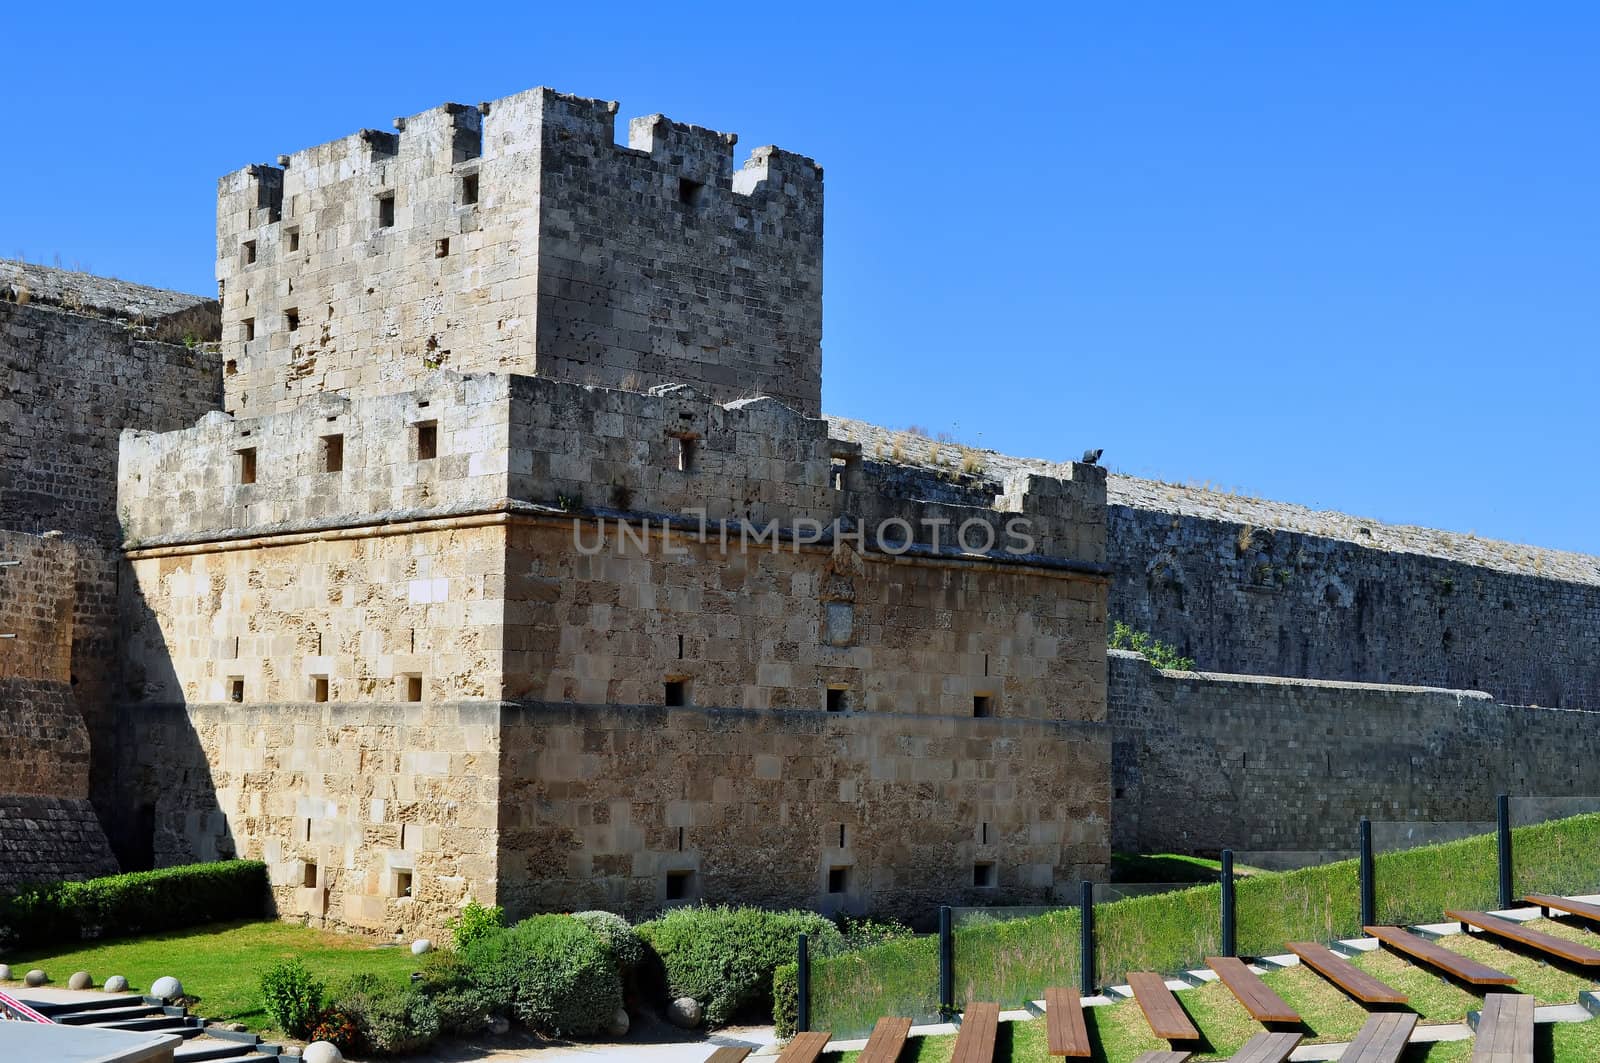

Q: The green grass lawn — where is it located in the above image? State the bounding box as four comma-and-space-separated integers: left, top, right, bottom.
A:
1110, 853, 1265, 884
0, 919, 422, 1034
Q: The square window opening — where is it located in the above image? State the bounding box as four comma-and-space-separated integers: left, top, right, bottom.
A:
287, 229, 300, 252
678, 177, 704, 206
302, 862, 318, 888
415, 421, 438, 460
394, 869, 414, 898
461, 173, 479, 206
973, 861, 997, 888
973, 693, 993, 718
237, 447, 257, 485
285, 307, 299, 332
828, 866, 850, 894
242, 240, 256, 265
664, 679, 688, 707
377, 193, 395, 229
225, 359, 238, 376
229, 678, 245, 702
435, 237, 450, 258
241, 317, 255, 342
665, 869, 694, 901
321, 433, 344, 473
826, 686, 848, 712
313, 676, 329, 703
405, 675, 423, 702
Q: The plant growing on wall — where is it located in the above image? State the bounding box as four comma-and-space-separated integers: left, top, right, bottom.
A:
1108, 621, 1196, 671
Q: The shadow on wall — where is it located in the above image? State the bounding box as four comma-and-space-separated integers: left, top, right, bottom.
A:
102, 579, 236, 872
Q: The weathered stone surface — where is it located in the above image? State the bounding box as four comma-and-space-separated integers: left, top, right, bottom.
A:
607, 1007, 630, 1037
667, 996, 702, 1029
24, 970, 46, 987
104, 975, 128, 992
0, 964, 12, 981
67, 971, 92, 990
302, 1041, 344, 1063
150, 976, 182, 1000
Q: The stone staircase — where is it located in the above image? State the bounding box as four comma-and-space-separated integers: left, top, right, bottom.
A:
27, 992, 302, 1061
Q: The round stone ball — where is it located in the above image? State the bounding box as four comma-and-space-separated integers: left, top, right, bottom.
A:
104, 975, 129, 993
302, 1042, 344, 1063
0, 964, 12, 981
667, 995, 703, 1029
410, 938, 432, 956
150, 976, 183, 1000
24, 970, 47, 987
67, 971, 93, 990
607, 1007, 630, 1037
487, 1015, 510, 1036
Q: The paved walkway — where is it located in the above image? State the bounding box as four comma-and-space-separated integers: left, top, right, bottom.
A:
413, 1025, 778, 1062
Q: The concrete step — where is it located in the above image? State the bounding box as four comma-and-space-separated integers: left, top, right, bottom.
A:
174, 1039, 270, 1062
89, 1014, 200, 1035
28, 993, 149, 1017
56, 1004, 164, 1024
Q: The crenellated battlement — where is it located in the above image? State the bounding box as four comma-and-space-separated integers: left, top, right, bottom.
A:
217, 86, 823, 417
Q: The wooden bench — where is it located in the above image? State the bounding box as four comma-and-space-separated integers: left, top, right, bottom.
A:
1472, 993, 1534, 1063
1341, 1012, 1418, 1063
857, 1016, 913, 1063
1130, 1053, 1192, 1063
775, 1031, 832, 1063
1447, 909, 1600, 966
1286, 942, 1408, 1004
1363, 925, 1516, 985
1224, 1031, 1303, 1063
951, 1002, 998, 1063
704, 1048, 753, 1063
1044, 986, 1092, 1057
1526, 892, 1600, 924
1128, 972, 1200, 1041
1205, 957, 1300, 1023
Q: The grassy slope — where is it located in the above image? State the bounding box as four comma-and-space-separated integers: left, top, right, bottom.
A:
0, 919, 421, 1034
1111, 853, 1264, 884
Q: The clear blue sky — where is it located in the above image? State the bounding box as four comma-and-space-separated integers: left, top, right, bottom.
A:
5, 4, 1596, 553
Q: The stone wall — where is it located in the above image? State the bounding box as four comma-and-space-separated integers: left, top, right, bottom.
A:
1106, 504, 1600, 709
1109, 649, 1600, 856
499, 701, 1108, 922
0, 299, 220, 543
108, 701, 499, 935
217, 87, 822, 418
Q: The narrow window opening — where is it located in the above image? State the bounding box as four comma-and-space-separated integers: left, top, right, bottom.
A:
839, 823, 846, 848
242, 240, 256, 265
461, 173, 479, 205
826, 686, 847, 713
241, 317, 255, 342
677, 634, 685, 660
302, 862, 318, 888
229, 678, 245, 702
313, 676, 329, 703
304, 818, 312, 842
828, 866, 850, 894
981, 821, 988, 845
831, 457, 848, 492
287, 229, 300, 252
678, 177, 704, 206
677, 436, 696, 473
678, 826, 684, 852
405, 675, 423, 702
237, 447, 257, 485
395, 870, 414, 898
664, 679, 688, 707
285, 307, 299, 332
984, 652, 990, 677
377, 193, 395, 229
321, 433, 344, 473
973, 861, 997, 888
973, 693, 993, 718
415, 421, 438, 460
665, 869, 694, 901
435, 237, 450, 258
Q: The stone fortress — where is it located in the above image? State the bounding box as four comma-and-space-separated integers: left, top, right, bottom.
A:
1, 84, 1598, 934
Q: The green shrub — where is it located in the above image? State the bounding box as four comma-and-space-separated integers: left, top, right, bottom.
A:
840, 916, 914, 951
460, 915, 622, 1037
572, 911, 645, 974
258, 959, 325, 1039
305, 1007, 361, 1053
1108, 620, 1195, 671
333, 973, 441, 1056
637, 905, 844, 1027
448, 898, 504, 950
772, 961, 799, 1038
419, 952, 495, 1036
0, 861, 268, 948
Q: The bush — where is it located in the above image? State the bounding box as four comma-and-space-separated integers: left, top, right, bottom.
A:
419, 952, 495, 1036
1108, 620, 1196, 671
0, 860, 268, 948
449, 898, 504, 950
259, 959, 325, 1039
333, 973, 441, 1056
637, 905, 844, 1027
839, 916, 914, 952
461, 915, 622, 1037
305, 1007, 361, 1053
572, 911, 645, 975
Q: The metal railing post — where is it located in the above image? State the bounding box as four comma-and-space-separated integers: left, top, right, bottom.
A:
1359, 817, 1375, 929
797, 932, 810, 1033
938, 905, 954, 1015
1220, 849, 1236, 958
1079, 879, 1096, 996
1497, 794, 1513, 909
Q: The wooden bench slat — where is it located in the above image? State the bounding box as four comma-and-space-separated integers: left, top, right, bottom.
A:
1226, 1031, 1302, 1063
1447, 909, 1600, 966
1472, 993, 1534, 1063
1044, 986, 1092, 1057
1204, 957, 1300, 1023
856, 1016, 913, 1063
1364, 926, 1516, 985
1525, 893, 1600, 924
1341, 1011, 1418, 1063
704, 1048, 753, 1063
951, 1002, 998, 1063
1286, 942, 1408, 1004
1130, 1052, 1192, 1063
1128, 972, 1200, 1041
775, 1031, 832, 1063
